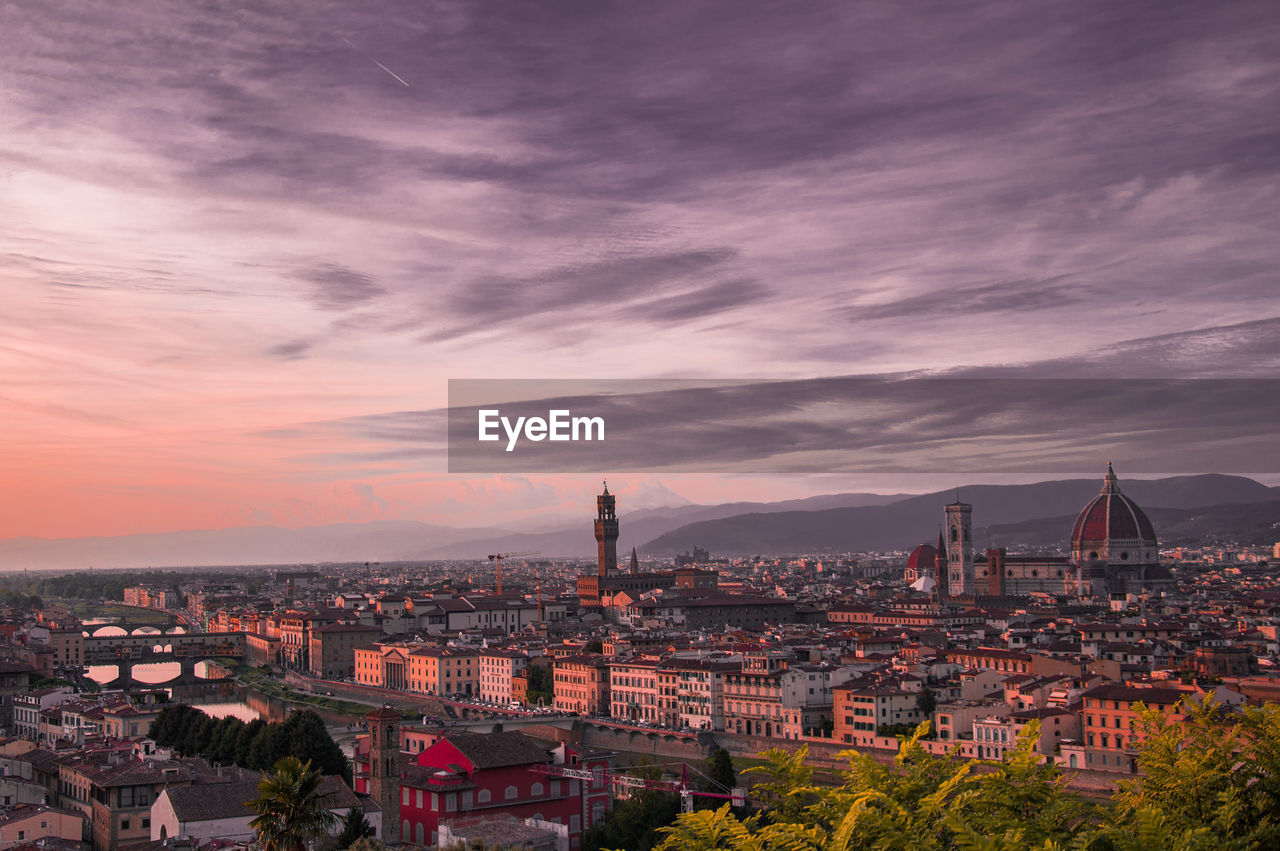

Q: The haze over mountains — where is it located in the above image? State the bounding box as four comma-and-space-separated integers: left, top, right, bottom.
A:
641, 475, 1280, 556
1, 476, 1275, 570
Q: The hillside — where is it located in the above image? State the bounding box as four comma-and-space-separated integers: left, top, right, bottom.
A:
640, 474, 1278, 555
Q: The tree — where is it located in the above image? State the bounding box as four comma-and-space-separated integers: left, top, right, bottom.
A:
192, 716, 219, 755
916, 686, 937, 717
346, 838, 385, 851
247, 756, 338, 851
700, 749, 738, 812
335, 807, 374, 849
584, 788, 681, 851
1112, 695, 1280, 850
154, 707, 349, 784
149, 704, 203, 748
281, 710, 351, 783
237, 718, 267, 765
654, 722, 1094, 851
740, 744, 814, 824
526, 664, 554, 705
210, 716, 246, 766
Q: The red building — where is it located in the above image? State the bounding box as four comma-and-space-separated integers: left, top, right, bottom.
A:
357, 729, 612, 849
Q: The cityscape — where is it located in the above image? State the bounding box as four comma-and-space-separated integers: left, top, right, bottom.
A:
1, 467, 1279, 849
3, 0, 1280, 850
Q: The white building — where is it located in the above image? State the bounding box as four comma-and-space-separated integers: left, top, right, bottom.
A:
150, 774, 381, 844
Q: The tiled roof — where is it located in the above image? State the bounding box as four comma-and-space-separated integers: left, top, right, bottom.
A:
441, 731, 550, 770
164, 775, 262, 822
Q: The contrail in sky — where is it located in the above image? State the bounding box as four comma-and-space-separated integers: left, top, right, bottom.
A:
342, 36, 411, 87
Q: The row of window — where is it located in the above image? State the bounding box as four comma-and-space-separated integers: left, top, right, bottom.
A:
1087, 715, 1131, 730
1086, 733, 1128, 749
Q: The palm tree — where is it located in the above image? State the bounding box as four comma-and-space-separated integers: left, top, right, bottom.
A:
247, 756, 338, 851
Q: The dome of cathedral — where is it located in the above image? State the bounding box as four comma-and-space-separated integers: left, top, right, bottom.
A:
905, 543, 939, 576
1071, 463, 1157, 563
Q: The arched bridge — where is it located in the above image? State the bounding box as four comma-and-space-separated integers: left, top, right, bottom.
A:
438, 715, 578, 735
83, 631, 246, 665
94, 655, 219, 690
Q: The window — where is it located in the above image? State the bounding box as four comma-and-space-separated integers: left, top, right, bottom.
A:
122, 819, 131, 831
506, 785, 518, 800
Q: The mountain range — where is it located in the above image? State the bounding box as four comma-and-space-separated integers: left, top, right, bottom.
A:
1, 475, 1274, 570
640, 475, 1280, 556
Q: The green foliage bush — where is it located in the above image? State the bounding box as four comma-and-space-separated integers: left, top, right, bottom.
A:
651, 696, 1280, 851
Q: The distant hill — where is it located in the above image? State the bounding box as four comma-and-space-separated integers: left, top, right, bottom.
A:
640, 474, 1278, 556
0, 491, 909, 570
3, 476, 1271, 569
983, 500, 1280, 551
415, 492, 910, 559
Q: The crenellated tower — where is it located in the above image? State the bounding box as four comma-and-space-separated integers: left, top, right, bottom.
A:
595, 481, 619, 577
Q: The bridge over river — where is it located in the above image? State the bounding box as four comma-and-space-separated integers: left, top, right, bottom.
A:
82, 631, 247, 690
82, 631, 246, 665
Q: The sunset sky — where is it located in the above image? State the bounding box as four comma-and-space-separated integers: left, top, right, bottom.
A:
3, 1, 1278, 540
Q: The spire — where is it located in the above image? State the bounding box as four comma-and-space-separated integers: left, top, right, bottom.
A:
629, 546, 639, 573
1102, 461, 1119, 494
602, 479, 609, 495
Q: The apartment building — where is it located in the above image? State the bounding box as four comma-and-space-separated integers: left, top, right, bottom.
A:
833, 683, 925, 744
478, 650, 530, 704
657, 659, 737, 732
553, 655, 610, 716
607, 659, 661, 723
307, 622, 383, 679
1081, 683, 1188, 773
408, 647, 479, 697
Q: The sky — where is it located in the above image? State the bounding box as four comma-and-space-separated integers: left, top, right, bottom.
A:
2, 0, 1278, 539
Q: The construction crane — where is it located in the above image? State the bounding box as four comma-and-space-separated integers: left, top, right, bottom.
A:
532, 761, 746, 813
487, 551, 538, 595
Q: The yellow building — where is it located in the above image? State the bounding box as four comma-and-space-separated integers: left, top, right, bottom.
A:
408, 647, 479, 697
553, 655, 610, 716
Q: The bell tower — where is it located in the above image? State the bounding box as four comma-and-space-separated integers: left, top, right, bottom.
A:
595, 481, 619, 577
945, 497, 974, 596
366, 705, 401, 842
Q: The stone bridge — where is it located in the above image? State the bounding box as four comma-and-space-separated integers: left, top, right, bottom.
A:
91, 654, 240, 690
83, 631, 246, 665
438, 715, 578, 735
